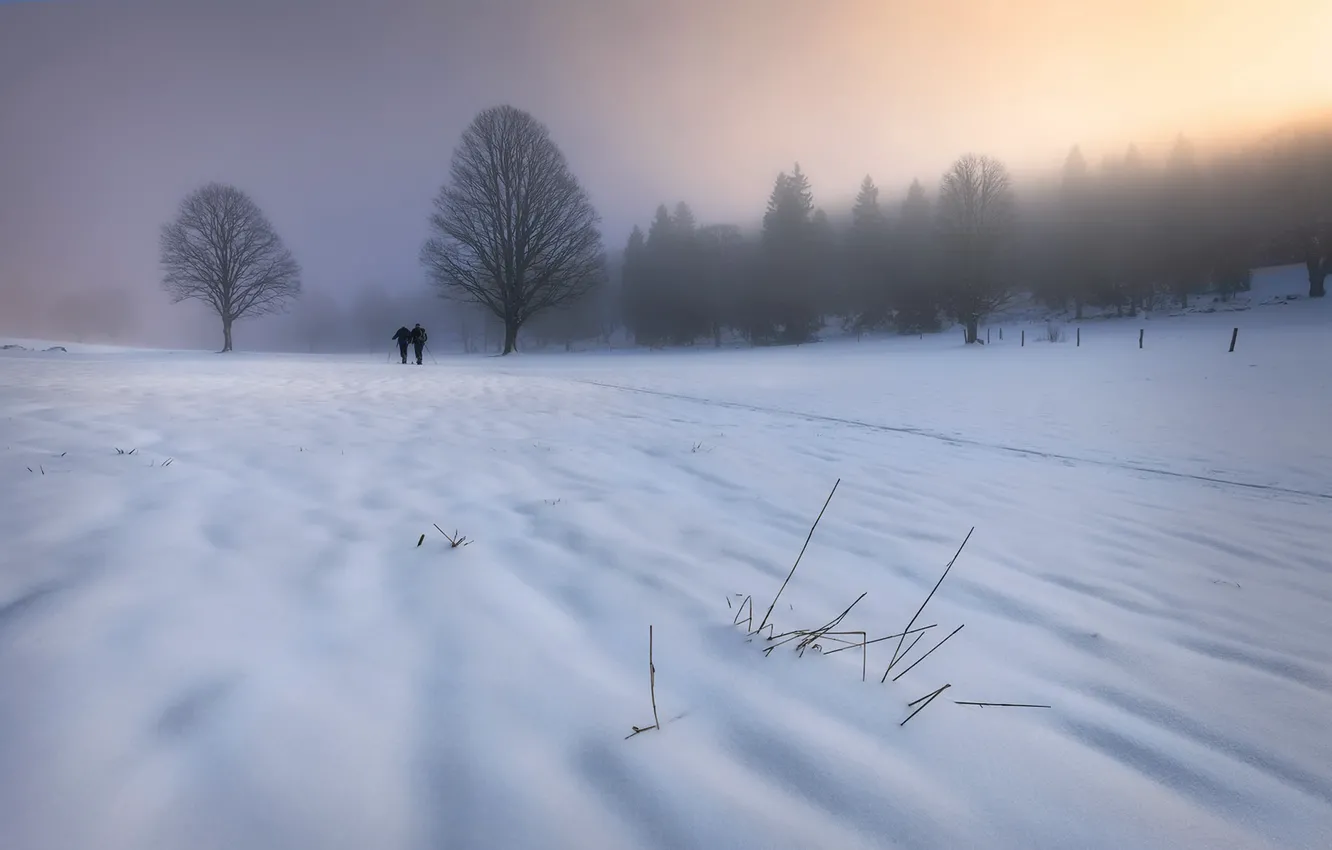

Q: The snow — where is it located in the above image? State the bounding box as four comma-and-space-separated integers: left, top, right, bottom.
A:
2, 267, 1331, 850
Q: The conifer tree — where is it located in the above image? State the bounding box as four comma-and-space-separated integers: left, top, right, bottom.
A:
621, 226, 649, 342
848, 175, 891, 329
892, 179, 941, 333
757, 164, 821, 343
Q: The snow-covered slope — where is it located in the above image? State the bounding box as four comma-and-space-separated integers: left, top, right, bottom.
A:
1, 275, 1329, 850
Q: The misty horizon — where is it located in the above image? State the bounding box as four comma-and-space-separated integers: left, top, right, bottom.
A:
2, 0, 1329, 349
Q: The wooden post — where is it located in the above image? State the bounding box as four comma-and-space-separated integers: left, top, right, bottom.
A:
1021, 330, 1025, 347
986, 327, 991, 344
999, 328, 1003, 340
1139, 328, 1144, 349
1076, 327, 1081, 347
962, 329, 967, 343
1229, 327, 1238, 352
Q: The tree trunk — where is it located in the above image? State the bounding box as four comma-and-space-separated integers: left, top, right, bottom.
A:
1308, 255, 1328, 298
964, 317, 979, 344
501, 318, 519, 355
221, 316, 233, 352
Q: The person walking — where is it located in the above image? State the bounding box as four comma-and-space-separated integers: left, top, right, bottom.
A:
392, 325, 412, 364
409, 323, 428, 365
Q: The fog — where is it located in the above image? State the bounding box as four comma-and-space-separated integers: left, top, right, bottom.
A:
2, 0, 1329, 351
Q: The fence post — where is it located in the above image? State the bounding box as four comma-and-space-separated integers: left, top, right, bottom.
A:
999, 328, 1004, 340
1021, 329, 1025, 347
1076, 327, 1081, 347
987, 327, 991, 344
1229, 327, 1239, 353
1139, 328, 1144, 349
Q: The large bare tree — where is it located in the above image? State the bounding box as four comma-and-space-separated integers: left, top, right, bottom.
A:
160, 183, 301, 352
421, 105, 604, 355
937, 154, 1016, 343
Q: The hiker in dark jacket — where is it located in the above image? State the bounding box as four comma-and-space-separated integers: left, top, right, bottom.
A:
409, 323, 428, 365
392, 326, 411, 364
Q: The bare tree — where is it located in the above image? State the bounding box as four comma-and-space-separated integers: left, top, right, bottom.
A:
937, 154, 1016, 343
160, 183, 301, 352
421, 105, 604, 355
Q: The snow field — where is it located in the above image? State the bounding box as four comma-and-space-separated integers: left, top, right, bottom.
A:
1, 278, 1331, 849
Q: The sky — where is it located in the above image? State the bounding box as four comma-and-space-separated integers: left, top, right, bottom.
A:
1, 0, 1330, 346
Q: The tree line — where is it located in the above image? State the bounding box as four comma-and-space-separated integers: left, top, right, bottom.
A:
158, 106, 1330, 353
617, 124, 1332, 349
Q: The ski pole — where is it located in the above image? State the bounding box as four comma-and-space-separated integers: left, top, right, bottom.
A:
424, 342, 438, 364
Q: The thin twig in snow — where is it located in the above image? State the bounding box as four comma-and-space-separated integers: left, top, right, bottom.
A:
626, 625, 661, 739
757, 478, 840, 634
882, 528, 973, 683
887, 630, 927, 672
954, 701, 1051, 709
732, 595, 753, 630
433, 524, 472, 548
809, 629, 868, 681
821, 623, 938, 655
901, 684, 951, 726
795, 592, 867, 655
890, 624, 965, 682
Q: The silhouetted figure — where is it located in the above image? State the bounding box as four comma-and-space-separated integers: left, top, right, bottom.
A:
392, 326, 411, 364
410, 323, 428, 365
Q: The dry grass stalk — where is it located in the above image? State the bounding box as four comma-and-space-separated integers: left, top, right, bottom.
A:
888, 631, 927, 671
732, 595, 754, 631
901, 683, 951, 726
890, 624, 965, 683
810, 629, 867, 680
626, 625, 662, 739
757, 478, 840, 634
433, 524, 473, 548
882, 528, 974, 683
793, 592, 867, 655
821, 624, 937, 656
